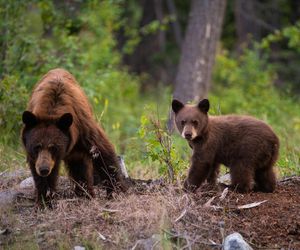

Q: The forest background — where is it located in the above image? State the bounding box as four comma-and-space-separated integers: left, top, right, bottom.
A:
0, 0, 299, 181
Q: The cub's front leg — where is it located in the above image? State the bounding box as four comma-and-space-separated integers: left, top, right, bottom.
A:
183, 154, 211, 192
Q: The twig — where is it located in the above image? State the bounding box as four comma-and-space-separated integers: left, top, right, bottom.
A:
237, 200, 268, 210
174, 208, 187, 222
203, 196, 216, 208
219, 187, 229, 201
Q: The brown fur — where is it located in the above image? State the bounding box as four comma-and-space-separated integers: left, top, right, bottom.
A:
172, 99, 279, 193
22, 68, 129, 204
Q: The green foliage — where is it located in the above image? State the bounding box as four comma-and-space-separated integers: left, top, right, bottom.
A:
260, 21, 300, 94
0, 76, 28, 145
261, 21, 300, 53
137, 106, 187, 181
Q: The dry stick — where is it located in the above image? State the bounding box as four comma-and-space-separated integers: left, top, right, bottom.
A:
70, 178, 93, 199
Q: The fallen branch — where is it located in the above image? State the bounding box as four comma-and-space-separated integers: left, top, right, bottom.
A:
237, 200, 268, 210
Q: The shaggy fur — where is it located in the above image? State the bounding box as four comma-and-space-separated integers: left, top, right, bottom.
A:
172, 99, 279, 193
22, 68, 129, 204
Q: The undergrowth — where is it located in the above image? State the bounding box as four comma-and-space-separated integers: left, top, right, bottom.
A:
0, 2, 299, 179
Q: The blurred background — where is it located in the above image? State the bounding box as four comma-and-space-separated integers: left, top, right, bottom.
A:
0, 0, 299, 179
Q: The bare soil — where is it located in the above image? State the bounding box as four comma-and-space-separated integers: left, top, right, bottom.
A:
0, 175, 299, 249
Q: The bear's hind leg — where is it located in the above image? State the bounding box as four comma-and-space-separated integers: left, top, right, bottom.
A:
230, 163, 254, 193
255, 166, 276, 193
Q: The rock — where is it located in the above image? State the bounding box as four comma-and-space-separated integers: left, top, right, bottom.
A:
132, 234, 161, 250
74, 246, 85, 250
0, 190, 21, 207
0, 169, 30, 180
224, 232, 253, 250
118, 155, 129, 178
218, 173, 231, 185
19, 177, 34, 189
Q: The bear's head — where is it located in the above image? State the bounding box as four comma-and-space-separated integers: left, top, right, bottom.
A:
22, 111, 73, 177
172, 99, 209, 141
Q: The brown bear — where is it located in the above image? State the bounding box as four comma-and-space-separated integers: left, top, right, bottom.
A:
172, 99, 279, 193
21, 68, 129, 205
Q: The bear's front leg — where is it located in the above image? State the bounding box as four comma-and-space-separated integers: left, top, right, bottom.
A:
31, 172, 49, 207
183, 155, 211, 192
30, 163, 58, 208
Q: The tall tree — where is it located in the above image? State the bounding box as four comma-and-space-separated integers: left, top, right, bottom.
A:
173, 0, 226, 103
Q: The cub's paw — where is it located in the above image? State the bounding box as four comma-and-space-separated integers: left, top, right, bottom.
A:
183, 179, 198, 193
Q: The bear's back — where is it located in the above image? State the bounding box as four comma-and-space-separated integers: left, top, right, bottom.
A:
211, 115, 277, 140
208, 115, 279, 166
28, 68, 93, 119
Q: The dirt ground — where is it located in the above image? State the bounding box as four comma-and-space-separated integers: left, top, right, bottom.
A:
0, 174, 299, 249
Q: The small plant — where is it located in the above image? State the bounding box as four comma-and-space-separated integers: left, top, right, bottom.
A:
138, 107, 185, 182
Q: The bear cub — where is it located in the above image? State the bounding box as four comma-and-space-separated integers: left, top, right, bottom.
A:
172, 99, 279, 193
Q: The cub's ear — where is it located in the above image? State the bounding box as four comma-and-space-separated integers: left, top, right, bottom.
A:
198, 99, 210, 113
22, 111, 38, 128
57, 113, 73, 131
172, 99, 184, 114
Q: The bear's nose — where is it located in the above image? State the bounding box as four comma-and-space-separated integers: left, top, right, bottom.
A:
184, 132, 192, 139
40, 167, 50, 177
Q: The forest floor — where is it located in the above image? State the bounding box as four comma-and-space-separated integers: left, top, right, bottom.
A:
0, 171, 299, 250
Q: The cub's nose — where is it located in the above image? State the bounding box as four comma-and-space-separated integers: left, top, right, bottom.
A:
39, 167, 50, 177
184, 132, 192, 140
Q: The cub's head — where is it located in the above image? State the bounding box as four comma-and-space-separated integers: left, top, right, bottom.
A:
22, 111, 73, 177
172, 99, 209, 141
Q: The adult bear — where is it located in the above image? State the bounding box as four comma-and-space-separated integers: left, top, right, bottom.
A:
21, 68, 129, 204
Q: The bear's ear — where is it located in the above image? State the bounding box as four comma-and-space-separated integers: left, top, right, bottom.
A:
172, 99, 184, 114
57, 113, 73, 131
22, 111, 38, 128
198, 99, 210, 113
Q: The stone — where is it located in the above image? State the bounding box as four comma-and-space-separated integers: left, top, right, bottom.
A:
132, 234, 161, 250
74, 246, 85, 250
224, 232, 253, 250
0, 190, 21, 207
218, 173, 231, 185
19, 177, 34, 189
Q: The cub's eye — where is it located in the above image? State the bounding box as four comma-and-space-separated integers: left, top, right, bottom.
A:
48, 145, 58, 154
192, 120, 198, 126
181, 120, 186, 126
33, 144, 42, 154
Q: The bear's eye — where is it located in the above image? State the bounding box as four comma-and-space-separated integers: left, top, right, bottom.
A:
48, 144, 58, 155
181, 120, 186, 126
192, 120, 198, 126
33, 144, 42, 154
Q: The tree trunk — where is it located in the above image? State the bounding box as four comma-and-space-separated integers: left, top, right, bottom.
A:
234, 0, 261, 52
173, 0, 226, 103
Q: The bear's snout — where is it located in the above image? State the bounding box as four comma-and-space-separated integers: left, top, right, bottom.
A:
36, 150, 55, 177
181, 125, 197, 140
39, 166, 50, 177
184, 131, 192, 140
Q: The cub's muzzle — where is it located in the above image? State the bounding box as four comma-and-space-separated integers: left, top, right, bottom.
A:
181, 125, 197, 140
